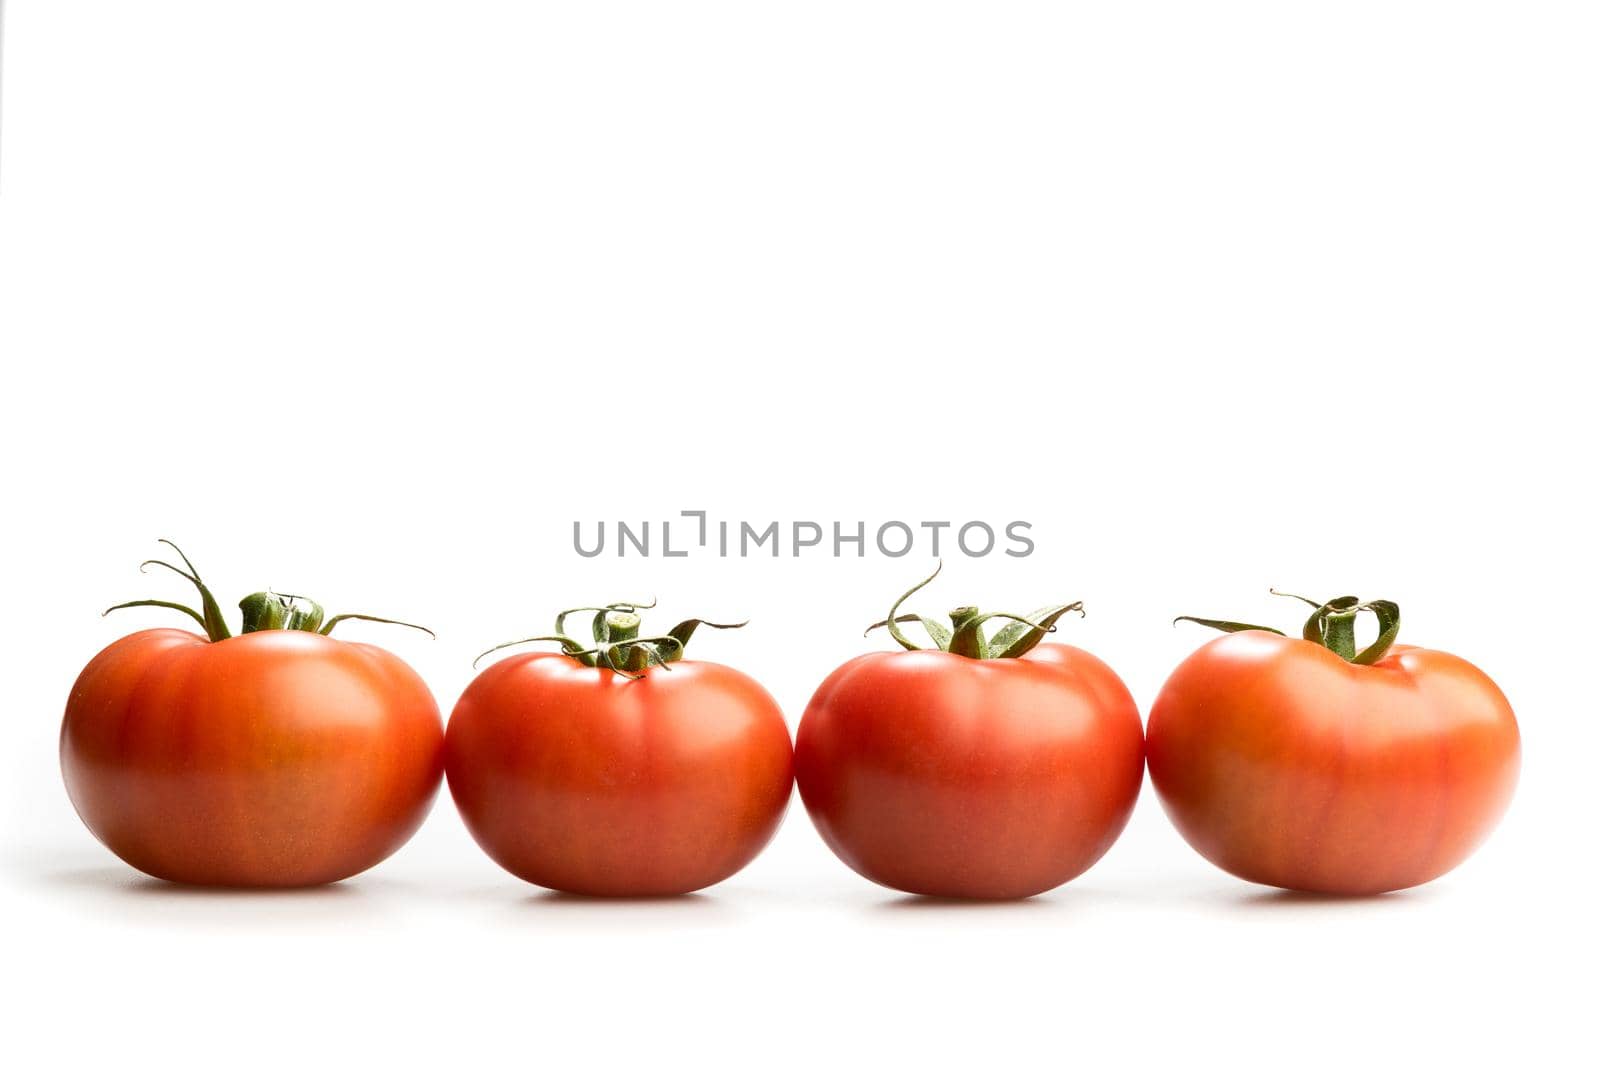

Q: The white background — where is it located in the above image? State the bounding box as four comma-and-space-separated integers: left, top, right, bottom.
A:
1, 1, 1596, 1064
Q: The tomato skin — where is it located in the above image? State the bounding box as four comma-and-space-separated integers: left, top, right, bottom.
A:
61, 628, 445, 887
444, 653, 794, 896
794, 644, 1145, 900
1146, 631, 1520, 894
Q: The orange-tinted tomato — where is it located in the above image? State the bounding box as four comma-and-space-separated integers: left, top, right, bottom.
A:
444, 653, 794, 896
795, 644, 1145, 900
1147, 631, 1520, 894
62, 628, 444, 887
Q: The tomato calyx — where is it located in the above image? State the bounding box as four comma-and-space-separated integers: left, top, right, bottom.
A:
1175, 591, 1402, 665
102, 540, 435, 643
473, 601, 748, 679
864, 561, 1084, 660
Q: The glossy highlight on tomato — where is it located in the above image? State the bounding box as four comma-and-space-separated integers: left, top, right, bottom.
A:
1147, 595, 1520, 894
445, 605, 793, 896
60, 543, 444, 887
794, 568, 1145, 900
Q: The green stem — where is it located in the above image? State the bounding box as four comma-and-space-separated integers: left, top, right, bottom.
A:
1318, 606, 1359, 660
319, 613, 436, 639
106, 541, 430, 644
947, 607, 986, 658
476, 601, 741, 678
600, 611, 642, 644
103, 599, 207, 631
137, 541, 232, 641
883, 563, 945, 651
1178, 593, 1402, 665
1351, 600, 1401, 664
868, 564, 1080, 660
240, 591, 325, 634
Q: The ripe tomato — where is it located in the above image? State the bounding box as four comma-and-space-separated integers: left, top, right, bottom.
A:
445, 605, 793, 896
61, 543, 444, 887
1147, 594, 1520, 894
794, 568, 1145, 900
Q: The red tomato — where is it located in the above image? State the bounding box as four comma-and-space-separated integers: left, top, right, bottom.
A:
794, 569, 1145, 900
61, 545, 443, 887
796, 645, 1144, 899
1147, 597, 1520, 894
445, 609, 793, 896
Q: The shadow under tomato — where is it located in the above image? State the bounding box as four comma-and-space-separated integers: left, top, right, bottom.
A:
38, 863, 363, 898
527, 888, 724, 908
125, 877, 362, 899
873, 892, 1059, 912
1226, 886, 1431, 910
19, 855, 395, 931
510, 887, 741, 930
